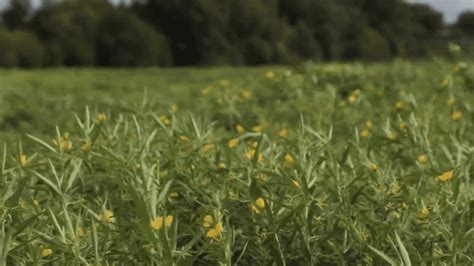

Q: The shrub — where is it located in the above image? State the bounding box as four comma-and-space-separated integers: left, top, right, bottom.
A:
0, 29, 17, 67
0, 29, 44, 68
11, 31, 44, 67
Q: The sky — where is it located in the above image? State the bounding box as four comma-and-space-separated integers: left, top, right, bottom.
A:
408, 0, 474, 24
0, 0, 473, 24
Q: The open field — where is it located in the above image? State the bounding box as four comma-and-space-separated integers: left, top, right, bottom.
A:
0, 60, 473, 265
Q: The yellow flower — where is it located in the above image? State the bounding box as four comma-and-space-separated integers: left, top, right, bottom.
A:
388, 132, 397, 140
278, 128, 288, 138
150, 215, 173, 230
365, 120, 373, 129
81, 138, 92, 151
251, 204, 260, 214
390, 211, 401, 219
159, 115, 171, 126
399, 122, 407, 130
203, 215, 213, 228
395, 101, 404, 110
206, 228, 219, 239
236, 124, 245, 134
41, 248, 53, 257
101, 210, 115, 223
170, 104, 178, 113
96, 113, 107, 122
76, 227, 85, 238
165, 215, 173, 227
437, 170, 454, 182
215, 222, 223, 233
370, 163, 378, 172
255, 198, 265, 209
256, 173, 268, 182
252, 125, 265, 133
217, 162, 227, 169
18, 154, 27, 166
390, 180, 400, 194
202, 143, 215, 153
284, 154, 295, 167
201, 85, 214, 96
417, 154, 428, 164
150, 216, 164, 230
348, 94, 358, 103
451, 111, 462, 121
179, 135, 190, 142
447, 98, 455, 106
245, 149, 264, 162
240, 89, 252, 99
53, 135, 72, 152
360, 129, 370, 138
206, 222, 223, 240
417, 207, 430, 219
219, 80, 230, 87
265, 71, 275, 79
440, 78, 449, 87
228, 138, 238, 148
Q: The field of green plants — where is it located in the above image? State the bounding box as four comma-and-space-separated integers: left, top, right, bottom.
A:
0, 57, 473, 265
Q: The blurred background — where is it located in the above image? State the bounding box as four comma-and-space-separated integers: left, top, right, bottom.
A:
0, 0, 473, 68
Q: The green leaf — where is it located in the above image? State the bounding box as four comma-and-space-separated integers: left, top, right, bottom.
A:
368, 245, 397, 266
395, 231, 412, 266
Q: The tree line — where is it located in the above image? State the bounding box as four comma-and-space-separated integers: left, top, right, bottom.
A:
0, 0, 473, 68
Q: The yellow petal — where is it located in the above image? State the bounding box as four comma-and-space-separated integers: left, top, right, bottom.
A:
165, 215, 173, 227
255, 198, 265, 209
228, 138, 238, 148
150, 216, 164, 230
214, 222, 223, 233
41, 248, 53, 257
278, 128, 288, 138
437, 170, 454, 182
206, 228, 219, 239
360, 129, 370, 138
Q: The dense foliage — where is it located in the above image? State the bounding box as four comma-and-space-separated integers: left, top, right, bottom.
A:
0, 50, 473, 264
0, 0, 472, 67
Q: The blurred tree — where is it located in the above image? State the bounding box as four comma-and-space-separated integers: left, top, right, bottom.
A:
2, 0, 31, 30
290, 21, 322, 61
0, 29, 17, 67
0, 0, 466, 67
455, 11, 474, 36
11, 30, 44, 67
96, 10, 172, 66
131, 0, 201, 65
0, 29, 43, 67
29, 0, 110, 66
410, 4, 443, 35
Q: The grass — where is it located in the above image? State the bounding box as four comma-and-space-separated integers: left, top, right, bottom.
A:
0, 59, 473, 265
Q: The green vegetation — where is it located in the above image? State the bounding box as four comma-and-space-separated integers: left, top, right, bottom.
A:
2, 0, 474, 67
0, 57, 473, 265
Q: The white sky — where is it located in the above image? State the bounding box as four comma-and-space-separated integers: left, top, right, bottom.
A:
408, 0, 474, 24
0, 0, 473, 24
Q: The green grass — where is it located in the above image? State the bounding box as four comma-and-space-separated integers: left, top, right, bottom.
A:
0, 60, 473, 265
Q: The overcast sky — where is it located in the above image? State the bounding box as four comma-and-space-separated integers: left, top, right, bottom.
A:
0, 0, 473, 24
408, 0, 474, 23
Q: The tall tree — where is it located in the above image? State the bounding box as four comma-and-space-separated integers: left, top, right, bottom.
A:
2, 0, 31, 30
456, 11, 474, 36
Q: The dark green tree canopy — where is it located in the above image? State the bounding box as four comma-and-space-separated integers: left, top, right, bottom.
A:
0, 0, 469, 67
